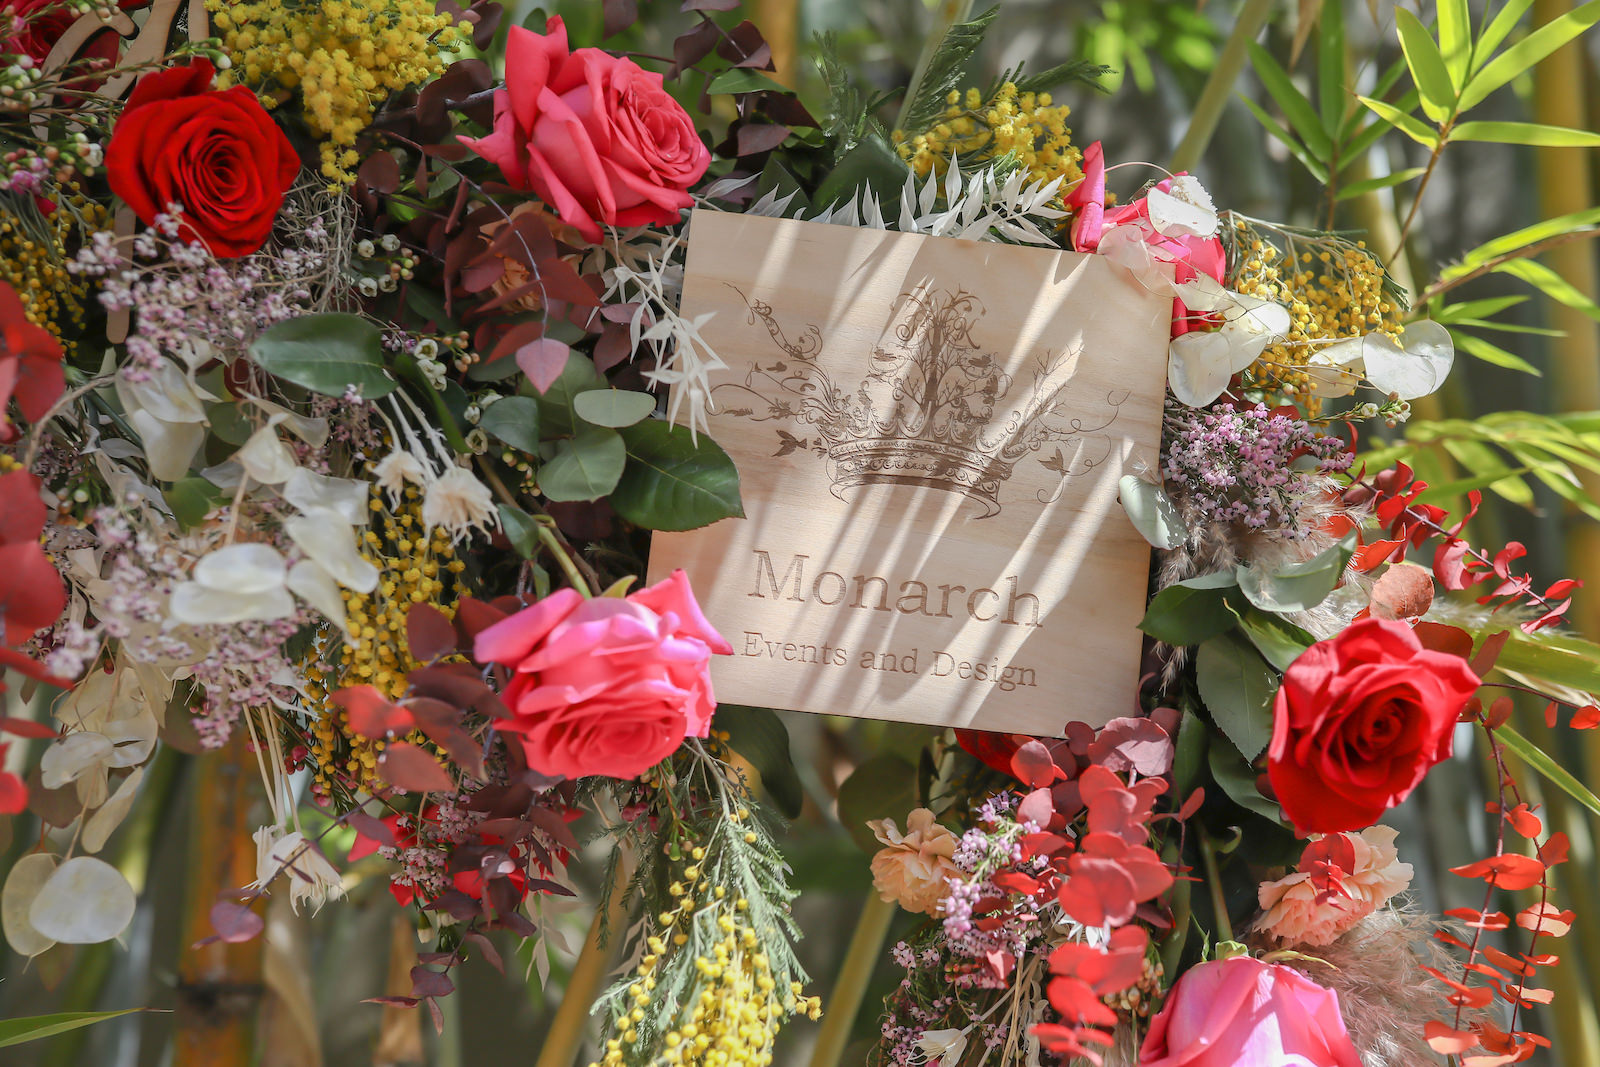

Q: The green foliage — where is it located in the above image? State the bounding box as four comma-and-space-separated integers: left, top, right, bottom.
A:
1234, 534, 1355, 614
478, 395, 542, 454
248, 313, 398, 400
813, 30, 897, 151
837, 754, 920, 854
572, 389, 656, 429
1139, 571, 1238, 647
496, 502, 539, 560
163, 477, 230, 528
898, 5, 1000, 135
716, 706, 804, 819
608, 420, 743, 532
537, 426, 626, 502
1361, 412, 1600, 519
0, 1009, 144, 1049
1498, 725, 1600, 819
533, 349, 607, 438
1196, 631, 1279, 761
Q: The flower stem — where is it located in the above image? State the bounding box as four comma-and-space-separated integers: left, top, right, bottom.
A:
1168, 0, 1276, 174
806, 893, 895, 1067
1197, 827, 1234, 945
536, 522, 592, 598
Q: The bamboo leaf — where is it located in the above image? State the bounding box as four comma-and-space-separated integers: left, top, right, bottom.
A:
1432, 295, 1530, 322
1498, 725, 1600, 819
1238, 94, 1330, 182
1357, 95, 1439, 147
1342, 88, 1422, 159
1340, 54, 1410, 140
1459, 0, 1600, 111
1334, 167, 1428, 200
1395, 8, 1457, 123
1472, 0, 1536, 72
1496, 258, 1600, 321
1450, 331, 1541, 376
1437, 0, 1472, 83
1249, 41, 1333, 161
0, 1010, 145, 1049
1451, 120, 1600, 147
1317, 0, 1346, 133
1452, 207, 1600, 270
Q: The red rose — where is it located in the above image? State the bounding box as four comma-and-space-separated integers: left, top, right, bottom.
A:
460, 16, 711, 243
104, 58, 298, 257
473, 570, 732, 781
1267, 617, 1478, 834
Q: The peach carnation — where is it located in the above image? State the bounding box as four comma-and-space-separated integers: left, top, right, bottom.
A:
1257, 825, 1413, 946
867, 808, 960, 916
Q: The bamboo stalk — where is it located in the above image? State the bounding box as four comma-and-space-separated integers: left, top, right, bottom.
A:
533, 860, 632, 1067
805, 893, 895, 1067
752, 0, 801, 87
1532, 4, 1600, 1057
173, 737, 266, 1067
1168, 0, 1277, 174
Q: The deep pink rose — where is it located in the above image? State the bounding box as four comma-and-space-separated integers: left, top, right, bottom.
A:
460, 16, 711, 243
1076, 173, 1225, 338
473, 570, 732, 780
1139, 956, 1362, 1067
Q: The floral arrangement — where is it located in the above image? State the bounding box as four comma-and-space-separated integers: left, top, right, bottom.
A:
4, 2, 1600, 1067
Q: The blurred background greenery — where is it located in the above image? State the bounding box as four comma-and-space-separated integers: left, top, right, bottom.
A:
6, 0, 1600, 1064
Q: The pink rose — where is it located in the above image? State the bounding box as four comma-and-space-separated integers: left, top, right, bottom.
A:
461, 16, 711, 243
473, 570, 732, 780
1139, 956, 1362, 1067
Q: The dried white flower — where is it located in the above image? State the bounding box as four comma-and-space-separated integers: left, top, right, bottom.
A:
914, 1028, 969, 1066
422, 465, 497, 543
250, 827, 345, 914
371, 449, 428, 506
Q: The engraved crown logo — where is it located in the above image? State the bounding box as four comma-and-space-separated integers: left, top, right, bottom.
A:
712, 283, 1128, 517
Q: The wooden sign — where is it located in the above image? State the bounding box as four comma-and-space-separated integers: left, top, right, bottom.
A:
647, 210, 1172, 735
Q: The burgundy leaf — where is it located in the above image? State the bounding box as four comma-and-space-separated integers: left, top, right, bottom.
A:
407, 663, 510, 720
425, 889, 482, 921
210, 900, 264, 943
670, 20, 719, 75
1010, 740, 1063, 788
734, 123, 791, 156
358, 151, 400, 194
408, 698, 487, 780
410, 965, 456, 999
517, 338, 570, 394
407, 603, 460, 661
365, 995, 421, 1008
346, 809, 398, 849
682, 0, 738, 9
602, 0, 637, 37
332, 685, 415, 739
465, 930, 505, 973
378, 742, 455, 793
524, 806, 580, 852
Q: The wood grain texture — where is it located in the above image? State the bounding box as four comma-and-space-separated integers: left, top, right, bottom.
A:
649, 210, 1171, 734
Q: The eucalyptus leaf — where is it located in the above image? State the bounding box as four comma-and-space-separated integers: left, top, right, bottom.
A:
1196, 631, 1279, 761
1235, 534, 1355, 613
163, 478, 230, 529
479, 396, 542, 454
537, 426, 626, 502
534, 352, 607, 438
610, 420, 743, 532
573, 390, 657, 429
248, 313, 397, 400
1118, 475, 1188, 549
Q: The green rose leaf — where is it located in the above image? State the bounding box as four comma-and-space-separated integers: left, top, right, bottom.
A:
497, 503, 539, 560
248, 313, 397, 400
479, 396, 542, 454
1234, 609, 1316, 671
573, 389, 657, 429
610, 420, 744, 531
538, 426, 626, 502
1196, 630, 1279, 761
1138, 570, 1237, 646
1206, 742, 1288, 824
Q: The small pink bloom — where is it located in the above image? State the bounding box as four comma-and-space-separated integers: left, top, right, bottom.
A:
461, 17, 711, 243
1139, 956, 1362, 1067
472, 571, 730, 780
